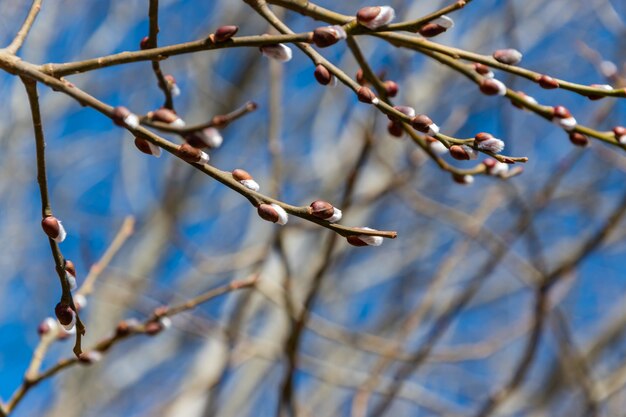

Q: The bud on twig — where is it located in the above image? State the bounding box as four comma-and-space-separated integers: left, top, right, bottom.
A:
587, 84, 613, 100
356, 69, 366, 86
452, 173, 474, 185
479, 78, 507, 96
411, 114, 439, 135
260, 44, 293, 62
311, 25, 346, 48
213, 25, 238, 43
483, 158, 509, 176
387, 106, 415, 137
449, 145, 477, 160
568, 132, 589, 147
492, 48, 523, 65
314, 64, 336, 86
177, 143, 210, 164
38, 317, 59, 338
391, 106, 416, 120
65, 260, 77, 291
134, 137, 162, 157
149, 108, 185, 128
347, 227, 384, 247
614, 126, 626, 145
74, 293, 87, 311
388, 121, 404, 137
164, 74, 180, 97
384, 80, 399, 97
426, 136, 448, 155
55, 302, 76, 331
41, 216, 67, 243
139, 36, 150, 50
512, 91, 538, 109
419, 16, 454, 37
257, 203, 288, 225
78, 351, 103, 365
232, 168, 260, 191
473, 63, 494, 79
538, 75, 559, 89
357, 86, 379, 104
309, 200, 342, 223
185, 128, 223, 149
599, 60, 618, 78
112, 106, 139, 129
474, 132, 505, 153
356, 6, 395, 30
552, 106, 577, 131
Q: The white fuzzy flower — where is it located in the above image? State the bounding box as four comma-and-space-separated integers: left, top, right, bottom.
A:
491, 79, 507, 96
599, 60, 617, 77
170, 83, 181, 97
490, 162, 509, 177
59, 312, 76, 331
147, 142, 162, 157
159, 316, 172, 329
476, 138, 505, 153
240, 179, 260, 192
461, 145, 478, 160
170, 118, 186, 128
428, 139, 448, 155
329, 25, 347, 40
432, 15, 454, 29
203, 128, 223, 148
66, 271, 77, 291
74, 293, 87, 310
458, 174, 474, 184
123, 113, 139, 129
427, 122, 440, 136
260, 44, 293, 62
357, 6, 396, 30
354, 227, 384, 246
555, 116, 577, 131
270, 203, 289, 225
327, 208, 343, 223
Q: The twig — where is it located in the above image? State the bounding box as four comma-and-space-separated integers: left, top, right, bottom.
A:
4, 0, 42, 55
78, 216, 135, 296
21, 77, 86, 356
3, 276, 257, 416
145, 0, 174, 109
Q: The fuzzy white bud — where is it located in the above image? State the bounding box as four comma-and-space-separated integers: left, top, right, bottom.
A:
555, 117, 577, 131
327, 207, 343, 223
476, 138, 505, 153
203, 128, 223, 148
356, 227, 384, 246
357, 6, 396, 30
240, 179, 260, 192
123, 114, 139, 129
432, 15, 454, 29
260, 44, 293, 62
461, 145, 478, 160
271, 204, 289, 225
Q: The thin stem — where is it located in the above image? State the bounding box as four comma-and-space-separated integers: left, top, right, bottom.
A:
78, 216, 135, 296
146, 0, 174, 109
21, 77, 86, 356
5, 0, 42, 55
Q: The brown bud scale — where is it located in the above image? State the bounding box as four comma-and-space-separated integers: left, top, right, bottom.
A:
232, 169, 253, 181
538, 75, 559, 89
257, 204, 279, 223
214, 25, 238, 43
177, 143, 202, 163
41, 216, 61, 239
449, 145, 470, 160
